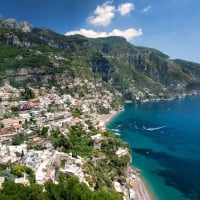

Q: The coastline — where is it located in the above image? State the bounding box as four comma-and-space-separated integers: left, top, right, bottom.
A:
127, 90, 200, 105
99, 109, 155, 200
126, 166, 156, 200
97, 109, 123, 125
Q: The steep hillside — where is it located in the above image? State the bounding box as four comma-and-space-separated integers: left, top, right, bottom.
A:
0, 17, 200, 101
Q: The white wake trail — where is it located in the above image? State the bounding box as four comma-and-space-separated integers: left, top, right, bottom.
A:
144, 125, 168, 131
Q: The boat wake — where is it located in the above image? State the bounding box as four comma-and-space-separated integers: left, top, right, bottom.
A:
114, 132, 121, 136
143, 125, 168, 131
111, 128, 120, 132
111, 128, 121, 136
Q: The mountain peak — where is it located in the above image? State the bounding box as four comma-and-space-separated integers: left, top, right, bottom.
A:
0, 17, 199, 98
0, 17, 33, 32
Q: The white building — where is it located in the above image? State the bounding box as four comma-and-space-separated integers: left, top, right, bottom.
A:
116, 148, 129, 158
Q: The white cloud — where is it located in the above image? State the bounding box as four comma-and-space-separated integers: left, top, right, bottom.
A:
65, 28, 142, 41
118, 3, 134, 16
88, 1, 115, 26
109, 28, 142, 40
142, 6, 151, 12
65, 29, 108, 38
72, 2, 141, 41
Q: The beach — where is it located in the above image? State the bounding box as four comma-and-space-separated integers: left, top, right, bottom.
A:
97, 110, 122, 125
99, 110, 155, 200
126, 166, 155, 200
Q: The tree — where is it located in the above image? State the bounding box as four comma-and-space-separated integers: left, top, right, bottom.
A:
44, 182, 61, 200
28, 184, 45, 200
40, 127, 49, 137
21, 150, 24, 160
24, 166, 35, 183
0, 176, 122, 200
11, 106, 19, 113
1, 181, 20, 196
11, 165, 25, 177
21, 87, 35, 100
1, 181, 45, 200
12, 135, 26, 145
0, 122, 4, 129
94, 190, 122, 200
71, 106, 82, 117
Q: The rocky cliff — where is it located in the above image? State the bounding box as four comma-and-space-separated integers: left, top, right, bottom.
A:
0, 17, 200, 100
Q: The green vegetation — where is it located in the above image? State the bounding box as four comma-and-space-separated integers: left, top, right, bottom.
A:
1, 18, 200, 200
3, 113, 13, 119
49, 123, 130, 190
96, 104, 110, 114
0, 176, 122, 200
0, 162, 35, 184
0, 18, 199, 98
83, 130, 130, 189
10, 106, 19, 116
186, 82, 200, 91
70, 106, 83, 117
10, 165, 35, 183
36, 127, 49, 138
12, 134, 27, 145
0, 122, 4, 129
50, 124, 93, 158
0, 181, 45, 200
11, 165, 25, 177
0, 163, 9, 171
20, 87, 35, 100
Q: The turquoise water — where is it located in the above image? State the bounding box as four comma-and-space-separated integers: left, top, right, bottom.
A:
107, 95, 200, 200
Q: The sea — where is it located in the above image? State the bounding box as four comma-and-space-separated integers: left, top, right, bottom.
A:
107, 95, 200, 200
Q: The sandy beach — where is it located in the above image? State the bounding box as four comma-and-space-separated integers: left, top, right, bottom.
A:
134, 176, 155, 200
99, 110, 155, 200
126, 166, 155, 200
97, 110, 122, 125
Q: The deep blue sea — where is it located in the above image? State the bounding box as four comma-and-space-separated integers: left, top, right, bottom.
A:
107, 95, 200, 200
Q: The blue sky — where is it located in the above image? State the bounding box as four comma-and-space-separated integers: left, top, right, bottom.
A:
0, 0, 200, 63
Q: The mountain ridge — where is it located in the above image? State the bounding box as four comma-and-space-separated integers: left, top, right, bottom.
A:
0, 17, 200, 102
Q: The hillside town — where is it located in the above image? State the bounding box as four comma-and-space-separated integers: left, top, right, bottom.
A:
0, 81, 153, 200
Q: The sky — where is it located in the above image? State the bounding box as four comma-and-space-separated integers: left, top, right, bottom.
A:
0, 0, 200, 63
